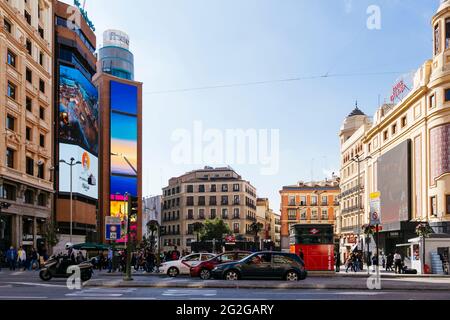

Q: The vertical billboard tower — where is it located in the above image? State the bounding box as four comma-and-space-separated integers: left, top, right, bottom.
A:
54, 1, 98, 247
94, 30, 143, 244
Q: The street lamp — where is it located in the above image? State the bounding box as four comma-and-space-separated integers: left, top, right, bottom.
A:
60, 158, 82, 244
351, 154, 372, 270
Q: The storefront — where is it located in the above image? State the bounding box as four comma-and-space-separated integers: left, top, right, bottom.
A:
0, 215, 12, 253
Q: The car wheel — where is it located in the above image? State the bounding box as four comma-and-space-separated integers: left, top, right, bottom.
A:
167, 267, 179, 277
224, 270, 239, 281
285, 270, 299, 281
39, 270, 52, 281
199, 269, 211, 280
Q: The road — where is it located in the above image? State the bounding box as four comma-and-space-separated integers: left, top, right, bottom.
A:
1, 271, 450, 300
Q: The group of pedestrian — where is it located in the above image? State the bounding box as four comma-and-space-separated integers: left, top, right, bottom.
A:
345, 252, 364, 273
0, 246, 42, 271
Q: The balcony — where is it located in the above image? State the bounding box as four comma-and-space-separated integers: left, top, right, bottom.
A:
187, 215, 194, 220
222, 215, 229, 220
246, 215, 256, 222
232, 215, 240, 220
341, 206, 361, 215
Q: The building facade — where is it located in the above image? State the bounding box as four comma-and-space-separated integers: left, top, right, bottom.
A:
271, 212, 281, 249
142, 195, 162, 239
256, 198, 278, 249
94, 30, 143, 244
337, 1, 450, 266
0, 0, 53, 254
336, 105, 373, 260
54, 0, 99, 248
279, 178, 340, 251
160, 167, 257, 252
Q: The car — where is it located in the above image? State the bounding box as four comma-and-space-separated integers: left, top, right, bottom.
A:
211, 251, 307, 281
159, 252, 216, 277
190, 251, 252, 280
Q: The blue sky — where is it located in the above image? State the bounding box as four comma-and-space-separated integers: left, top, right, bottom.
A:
62, 0, 438, 210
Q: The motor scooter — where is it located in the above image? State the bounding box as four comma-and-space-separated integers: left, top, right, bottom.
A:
39, 253, 93, 282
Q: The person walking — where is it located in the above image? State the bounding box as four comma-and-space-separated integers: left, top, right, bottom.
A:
371, 254, 378, 272
6, 246, 17, 271
386, 253, 394, 271
335, 253, 341, 273
107, 247, 114, 273
171, 246, 180, 261
394, 252, 402, 274
29, 248, 39, 271
17, 247, 26, 271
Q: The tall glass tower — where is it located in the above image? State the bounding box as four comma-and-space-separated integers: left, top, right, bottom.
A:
98, 30, 134, 80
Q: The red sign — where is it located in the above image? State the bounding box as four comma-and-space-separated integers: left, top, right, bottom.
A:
390, 80, 407, 103
290, 244, 335, 271
309, 228, 320, 235
225, 235, 236, 243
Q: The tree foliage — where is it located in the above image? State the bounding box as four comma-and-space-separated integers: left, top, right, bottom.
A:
200, 218, 231, 241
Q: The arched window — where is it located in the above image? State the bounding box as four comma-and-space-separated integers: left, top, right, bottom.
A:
435, 23, 441, 55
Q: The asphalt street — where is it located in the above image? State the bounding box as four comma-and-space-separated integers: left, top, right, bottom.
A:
1, 270, 450, 300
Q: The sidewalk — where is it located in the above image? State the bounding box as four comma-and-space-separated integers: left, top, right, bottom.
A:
85, 275, 450, 291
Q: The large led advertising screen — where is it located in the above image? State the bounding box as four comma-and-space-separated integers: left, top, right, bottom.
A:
377, 140, 411, 227
110, 81, 137, 115
59, 65, 99, 155
59, 143, 98, 199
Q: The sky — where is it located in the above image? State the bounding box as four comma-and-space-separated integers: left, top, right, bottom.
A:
61, 0, 438, 210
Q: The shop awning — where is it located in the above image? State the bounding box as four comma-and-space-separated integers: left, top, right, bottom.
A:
395, 243, 411, 248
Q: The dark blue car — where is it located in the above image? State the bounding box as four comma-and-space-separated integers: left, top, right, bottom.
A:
211, 251, 307, 281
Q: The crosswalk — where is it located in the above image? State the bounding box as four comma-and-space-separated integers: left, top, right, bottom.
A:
65, 288, 137, 298
162, 289, 217, 297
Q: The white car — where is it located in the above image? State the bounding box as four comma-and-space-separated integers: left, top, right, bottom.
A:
160, 253, 216, 277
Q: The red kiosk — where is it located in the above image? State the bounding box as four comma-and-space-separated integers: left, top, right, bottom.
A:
290, 224, 335, 272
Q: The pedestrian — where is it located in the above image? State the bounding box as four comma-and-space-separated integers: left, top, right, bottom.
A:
345, 255, 353, 273
171, 246, 180, 261
17, 246, 26, 271
6, 246, 17, 271
371, 255, 378, 272
107, 247, 114, 273
335, 253, 341, 273
29, 248, 39, 271
146, 251, 155, 273
394, 252, 402, 274
381, 254, 386, 269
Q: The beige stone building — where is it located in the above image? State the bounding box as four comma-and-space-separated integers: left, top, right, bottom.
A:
337, 1, 450, 266
161, 167, 257, 252
0, 0, 53, 253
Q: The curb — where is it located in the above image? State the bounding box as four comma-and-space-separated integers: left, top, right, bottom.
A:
84, 280, 450, 291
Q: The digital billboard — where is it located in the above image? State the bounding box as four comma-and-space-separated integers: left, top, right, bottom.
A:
377, 140, 411, 228
59, 143, 98, 199
110, 196, 128, 242
59, 65, 99, 155
110, 81, 137, 115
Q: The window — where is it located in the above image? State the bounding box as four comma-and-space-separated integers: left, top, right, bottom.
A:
26, 127, 32, 141
233, 195, 240, 205
186, 196, 194, 206
24, 190, 34, 205
39, 79, 45, 93
39, 107, 45, 120
435, 23, 441, 55
8, 82, 17, 100
430, 94, 436, 109
6, 115, 15, 131
210, 209, 216, 219
288, 209, 297, 221
288, 196, 296, 206
321, 196, 328, 206
187, 209, 194, 220
221, 196, 228, 205
38, 163, 45, 179
401, 116, 407, 128
447, 195, 450, 215
311, 196, 318, 206
446, 19, 450, 49
24, 10, 32, 25
38, 26, 44, 39
210, 184, 216, 192
233, 223, 240, 234
209, 196, 217, 206
7, 50, 16, 67
187, 185, 193, 193
4, 19, 12, 33
26, 96, 32, 112
222, 184, 228, 192
233, 208, 240, 219
38, 193, 47, 207
392, 123, 397, 135
233, 184, 240, 191
222, 208, 228, 219
26, 39, 32, 55
383, 130, 389, 141
311, 210, 318, 220
39, 134, 45, 147
26, 157, 34, 176
4, 184, 16, 201
300, 211, 306, 220
26, 68, 32, 83
299, 196, 306, 206
431, 197, 437, 217
6, 148, 15, 168
198, 209, 205, 219
198, 196, 205, 206
198, 185, 205, 193
322, 209, 329, 220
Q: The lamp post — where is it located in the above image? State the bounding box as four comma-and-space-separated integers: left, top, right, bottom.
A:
60, 158, 82, 244
351, 154, 372, 268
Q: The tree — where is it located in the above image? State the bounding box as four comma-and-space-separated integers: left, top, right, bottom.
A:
249, 222, 264, 248
201, 219, 231, 241
193, 222, 205, 242
44, 221, 59, 254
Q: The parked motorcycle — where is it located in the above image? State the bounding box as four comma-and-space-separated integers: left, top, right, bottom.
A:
39, 253, 93, 282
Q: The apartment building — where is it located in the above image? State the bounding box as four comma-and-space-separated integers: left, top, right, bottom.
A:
279, 178, 340, 250
0, 0, 54, 253
161, 167, 257, 252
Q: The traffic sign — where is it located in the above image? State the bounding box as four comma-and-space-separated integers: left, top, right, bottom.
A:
105, 216, 121, 241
